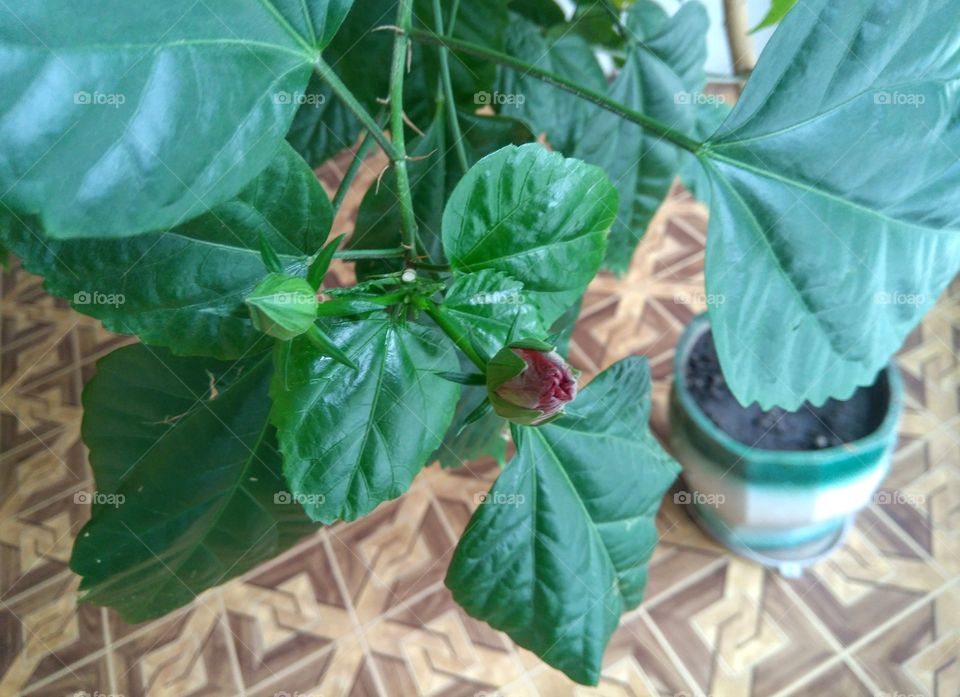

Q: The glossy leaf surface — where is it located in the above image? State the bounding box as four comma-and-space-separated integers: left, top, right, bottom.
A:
700, 0, 960, 408
445, 357, 678, 684
3, 144, 331, 359
442, 143, 617, 324
71, 345, 315, 623
270, 316, 460, 523
0, 0, 349, 237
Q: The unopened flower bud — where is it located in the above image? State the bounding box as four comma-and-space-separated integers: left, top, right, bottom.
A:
245, 273, 318, 340
486, 340, 578, 426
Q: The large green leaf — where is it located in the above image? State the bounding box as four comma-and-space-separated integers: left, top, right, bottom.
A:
698, 0, 960, 409
496, 19, 607, 154
270, 316, 461, 523
71, 345, 315, 623
436, 269, 547, 359
446, 357, 678, 685
0, 0, 350, 237
574, 0, 708, 273
3, 144, 331, 359
286, 0, 394, 166
442, 143, 617, 325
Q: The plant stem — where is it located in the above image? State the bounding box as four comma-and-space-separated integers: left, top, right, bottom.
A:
331, 116, 384, 215
334, 247, 406, 260
432, 0, 468, 174
407, 28, 704, 153
422, 299, 486, 370
723, 0, 756, 75
314, 56, 400, 160
389, 0, 421, 264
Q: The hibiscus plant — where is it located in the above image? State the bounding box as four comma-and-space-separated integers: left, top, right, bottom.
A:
1, 0, 958, 685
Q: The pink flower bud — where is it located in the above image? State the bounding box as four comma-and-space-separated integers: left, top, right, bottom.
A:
487, 343, 578, 426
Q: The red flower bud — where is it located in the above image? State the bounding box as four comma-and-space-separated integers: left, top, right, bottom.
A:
486, 342, 578, 426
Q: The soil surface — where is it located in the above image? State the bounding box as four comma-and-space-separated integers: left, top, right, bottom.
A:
685, 330, 889, 451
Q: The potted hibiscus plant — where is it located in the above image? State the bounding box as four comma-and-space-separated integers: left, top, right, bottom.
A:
1, 0, 958, 686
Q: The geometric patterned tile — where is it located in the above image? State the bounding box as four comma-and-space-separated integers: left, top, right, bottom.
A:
646, 560, 835, 697
109, 602, 241, 697
223, 535, 355, 690
780, 661, 874, 697
364, 584, 525, 697
246, 633, 381, 697
521, 611, 698, 697
0, 573, 105, 693
0, 485, 91, 603
783, 507, 947, 647
328, 481, 459, 624
856, 584, 960, 697
20, 652, 114, 697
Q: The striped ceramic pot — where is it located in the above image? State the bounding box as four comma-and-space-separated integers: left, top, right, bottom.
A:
669, 313, 903, 553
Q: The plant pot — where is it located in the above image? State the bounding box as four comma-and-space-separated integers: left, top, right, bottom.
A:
669, 312, 903, 565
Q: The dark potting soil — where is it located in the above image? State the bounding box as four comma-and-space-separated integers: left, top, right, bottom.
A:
685, 330, 890, 451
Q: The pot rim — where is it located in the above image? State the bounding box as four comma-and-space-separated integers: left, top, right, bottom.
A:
672, 312, 903, 466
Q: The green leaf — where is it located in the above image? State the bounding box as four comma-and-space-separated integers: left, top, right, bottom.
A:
699, 0, 960, 409
348, 110, 534, 278
286, 73, 363, 168
442, 143, 617, 325
71, 345, 315, 623
445, 357, 678, 684
434, 387, 507, 468
3, 144, 332, 359
414, 0, 510, 107
508, 0, 566, 28
0, 1, 350, 237
270, 315, 461, 523
496, 19, 607, 153
437, 269, 547, 359
751, 0, 797, 31
574, 0, 708, 273
569, 1, 624, 49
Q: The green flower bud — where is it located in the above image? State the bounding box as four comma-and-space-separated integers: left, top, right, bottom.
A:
486, 340, 578, 426
245, 273, 318, 340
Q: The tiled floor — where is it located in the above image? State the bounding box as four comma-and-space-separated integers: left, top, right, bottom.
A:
2, 154, 959, 697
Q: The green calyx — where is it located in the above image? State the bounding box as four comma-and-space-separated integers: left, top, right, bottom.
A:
245, 273, 318, 341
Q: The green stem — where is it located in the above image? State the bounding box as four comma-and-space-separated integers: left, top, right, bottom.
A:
422, 299, 486, 370
314, 56, 401, 160
334, 247, 406, 260
389, 0, 420, 264
432, 0, 468, 174
407, 28, 704, 153
331, 112, 385, 214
